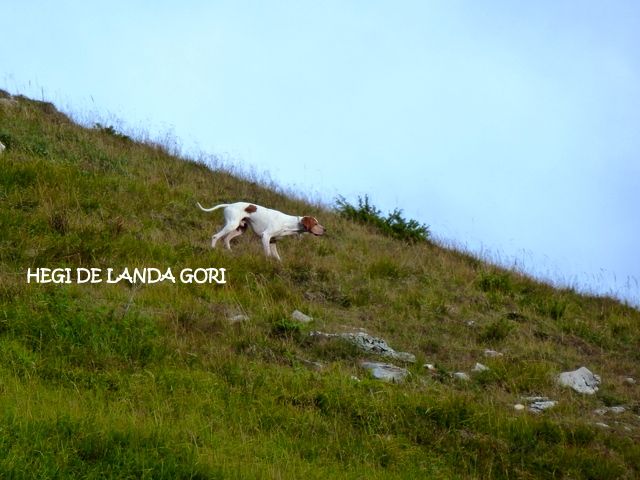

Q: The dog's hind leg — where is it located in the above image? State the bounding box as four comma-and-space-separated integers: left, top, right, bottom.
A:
222, 220, 248, 250
211, 224, 240, 249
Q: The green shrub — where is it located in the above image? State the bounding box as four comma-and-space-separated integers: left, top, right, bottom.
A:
477, 271, 513, 294
94, 123, 132, 142
335, 195, 430, 243
271, 318, 303, 339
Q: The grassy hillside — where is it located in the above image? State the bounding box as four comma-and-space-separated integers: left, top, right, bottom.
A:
1, 91, 639, 479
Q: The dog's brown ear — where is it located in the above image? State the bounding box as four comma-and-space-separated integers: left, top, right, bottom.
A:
301, 216, 325, 235
301, 216, 315, 231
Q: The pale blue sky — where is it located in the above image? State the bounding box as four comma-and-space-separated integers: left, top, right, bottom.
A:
2, 1, 639, 305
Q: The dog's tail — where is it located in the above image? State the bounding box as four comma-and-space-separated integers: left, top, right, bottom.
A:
196, 202, 229, 213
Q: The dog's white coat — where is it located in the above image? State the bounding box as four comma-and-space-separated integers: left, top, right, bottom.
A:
197, 201, 324, 260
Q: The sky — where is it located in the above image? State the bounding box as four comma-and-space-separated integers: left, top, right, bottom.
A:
2, 1, 639, 305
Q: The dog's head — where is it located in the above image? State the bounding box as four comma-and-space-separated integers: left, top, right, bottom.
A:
300, 216, 325, 236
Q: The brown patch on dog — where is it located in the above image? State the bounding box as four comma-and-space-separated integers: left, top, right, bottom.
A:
301, 216, 325, 236
301, 216, 316, 232
244, 204, 258, 213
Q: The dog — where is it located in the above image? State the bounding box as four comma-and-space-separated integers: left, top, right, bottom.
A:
197, 201, 325, 260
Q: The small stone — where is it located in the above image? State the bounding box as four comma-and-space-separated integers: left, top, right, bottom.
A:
345, 332, 417, 363
514, 404, 525, 411
484, 349, 503, 358
528, 400, 557, 413
453, 372, 470, 381
594, 408, 608, 415
0, 141, 5, 154
291, 310, 313, 323
423, 363, 436, 371
472, 362, 489, 372
624, 377, 636, 385
394, 351, 417, 363
595, 422, 610, 428
466, 320, 476, 327
524, 396, 550, 403
228, 314, 249, 323
311, 331, 416, 363
557, 367, 601, 395
360, 361, 409, 383
609, 406, 626, 414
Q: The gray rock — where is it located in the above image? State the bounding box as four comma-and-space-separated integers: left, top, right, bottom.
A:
391, 351, 417, 363
521, 396, 557, 414
423, 363, 436, 371
514, 403, 526, 411
360, 361, 409, 383
523, 396, 550, 402
0, 141, 5, 154
609, 406, 626, 414
595, 422, 610, 428
453, 372, 470, 381
472, 362, 489, 372
528, 400, 557, 413
228, 314, 249, 323
484, 349, 503, 358
557, 367, 601, 394
310, 331, 416, 363
291, 310, 313, 323
624, 377, 636, 385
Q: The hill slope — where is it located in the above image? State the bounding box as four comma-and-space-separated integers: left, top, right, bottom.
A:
1, 91, 639, 479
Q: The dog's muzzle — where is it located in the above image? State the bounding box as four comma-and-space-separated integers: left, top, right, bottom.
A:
310, 224, 325, 236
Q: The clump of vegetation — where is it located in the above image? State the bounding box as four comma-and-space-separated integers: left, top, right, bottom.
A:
478, 317, 515, 343
477, 270, 513, 294
335, 195, 430, 243
271, 317, 304, 339
94, 123, 132, 142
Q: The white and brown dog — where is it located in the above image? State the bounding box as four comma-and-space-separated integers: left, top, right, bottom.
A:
197, 201, 325, 261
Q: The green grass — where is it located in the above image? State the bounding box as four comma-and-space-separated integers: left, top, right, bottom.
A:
1, 90, 640, 478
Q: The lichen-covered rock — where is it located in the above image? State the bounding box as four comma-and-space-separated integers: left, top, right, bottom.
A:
520, 396, 557, 414
528, 400, 557, 413
291, 310, 313, 323
557, 367, 601, 395
484, 349, 503, 358
310, 331, 416, 363
360, 361, 409, 383
472, 363, 489, 372
228, 314, 249, 323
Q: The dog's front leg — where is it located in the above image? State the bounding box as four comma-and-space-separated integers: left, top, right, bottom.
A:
269, 242, 281, 261
261, 234, 273, 258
